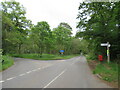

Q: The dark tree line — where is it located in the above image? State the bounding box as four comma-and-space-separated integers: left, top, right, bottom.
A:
76, 1, 120, 61
1, 0, 83, 56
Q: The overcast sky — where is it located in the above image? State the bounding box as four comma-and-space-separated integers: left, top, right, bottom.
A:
2, 0, 83, 35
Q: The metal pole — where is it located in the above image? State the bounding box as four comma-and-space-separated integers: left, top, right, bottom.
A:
107, 42, 110, 63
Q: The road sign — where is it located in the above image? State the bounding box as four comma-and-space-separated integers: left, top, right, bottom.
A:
101, 43, 108, 46
101, 43, 111, 47
60, 50, 64, 52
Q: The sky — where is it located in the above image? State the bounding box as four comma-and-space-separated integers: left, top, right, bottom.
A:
2, 0, 83, 35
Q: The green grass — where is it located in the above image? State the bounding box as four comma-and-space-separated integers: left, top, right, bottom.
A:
0, 55, 14, 71
10, 54, 79, 60
93, 62, 118, 82
86, 54, 97, 60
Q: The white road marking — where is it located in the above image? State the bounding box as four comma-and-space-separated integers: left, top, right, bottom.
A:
41, 65, 50, 69
32, 69, 38, 72
31, 69, 36, 72
6, 77, 16, 81
26, 71, 32, 74
38, 68, 41, 69
2, 65, 53, 83
19, 73, 26, 76
0, 80, 5, 83
43, 69, 66, 88
59, 60, 65, 61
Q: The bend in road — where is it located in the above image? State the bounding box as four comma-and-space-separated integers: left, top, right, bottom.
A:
1, 56, 111, 88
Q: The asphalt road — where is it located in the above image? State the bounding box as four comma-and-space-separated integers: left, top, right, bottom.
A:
1, 56, 111, 88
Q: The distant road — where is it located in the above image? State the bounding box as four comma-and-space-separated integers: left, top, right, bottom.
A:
1, 56, 111, 88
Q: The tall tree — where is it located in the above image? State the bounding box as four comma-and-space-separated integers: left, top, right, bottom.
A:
53, 23, 72, 54
30, 21, 51, 56
1, 0, 32, 54
76, 2, 120, 60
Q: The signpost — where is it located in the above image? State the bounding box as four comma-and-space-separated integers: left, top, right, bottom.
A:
101, 42, 110, 63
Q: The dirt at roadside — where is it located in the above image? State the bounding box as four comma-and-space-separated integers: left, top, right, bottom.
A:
87, 60, 119, 88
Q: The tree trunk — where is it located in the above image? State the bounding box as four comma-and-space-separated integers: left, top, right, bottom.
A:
18, 43, 22, 54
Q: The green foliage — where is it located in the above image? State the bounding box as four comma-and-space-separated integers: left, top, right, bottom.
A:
1, 0, 87, 57
52, 26, 72, 54
30, 21, 52, 56
0, 55, 14, 71
77, 2, 119, 83
93, 62, 118, 82
86, 54, 97, 60
76, 2, 120, 60
1, 0, 32, 32
59, 22, 72, 30
1, 0, 32, 54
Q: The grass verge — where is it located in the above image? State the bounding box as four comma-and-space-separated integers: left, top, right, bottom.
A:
0, 55, 14, 71
93, 62, 118, 82
87, 59, 118, 87
10, 54, 79, 60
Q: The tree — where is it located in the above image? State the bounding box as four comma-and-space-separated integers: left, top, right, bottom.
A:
76, 2, 120, 60
1, 0, 32, 54
53, 23, 72, 54
30, 21, 51, 56
1, 0, 30, 32
59, 22, 72, 31
5, 30, 26, 54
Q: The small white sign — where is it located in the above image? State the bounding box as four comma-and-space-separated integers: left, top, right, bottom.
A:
101, 43, 111, 47
101, 43, 108, 46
